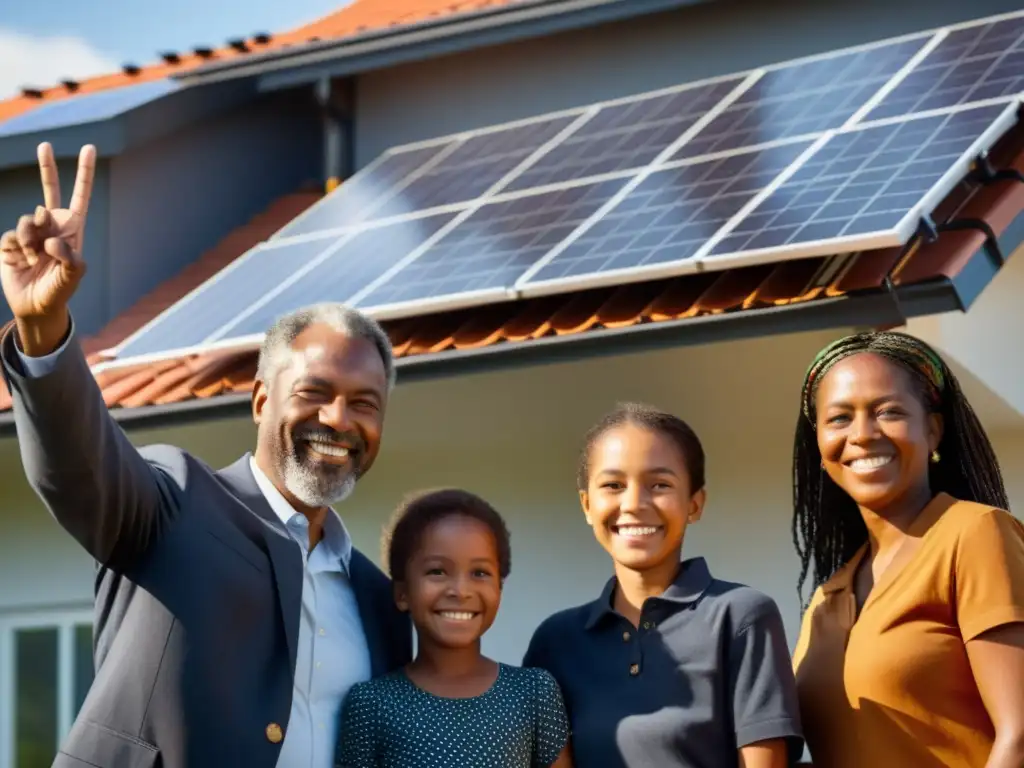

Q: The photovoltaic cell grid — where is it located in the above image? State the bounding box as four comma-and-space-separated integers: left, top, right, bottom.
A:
117, 233, 345, 358
672, 38, 929, 160
356, 178, 629, 309
521, 141, 812, 286
273, 143, 455, 238
866, 16, 1024, 120
368, 114, 581, 219
107, 12, 1024, 362
706, 103, 1010, 260
211, 213, 458, 341
502, 78, 746, 192
116, 214, 456, 358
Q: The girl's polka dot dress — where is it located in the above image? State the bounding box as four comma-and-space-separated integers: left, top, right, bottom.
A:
338, 663, 569, 767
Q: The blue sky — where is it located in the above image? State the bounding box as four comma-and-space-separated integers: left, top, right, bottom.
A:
0, 0, 354, 97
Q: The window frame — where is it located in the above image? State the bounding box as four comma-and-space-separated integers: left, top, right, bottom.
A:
0, 607, 93, 768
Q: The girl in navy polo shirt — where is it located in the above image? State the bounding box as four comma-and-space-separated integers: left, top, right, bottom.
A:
524, 403, 803, 768
338, 489, 571, 767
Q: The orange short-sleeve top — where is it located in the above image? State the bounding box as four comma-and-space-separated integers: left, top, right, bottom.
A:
792, 493, 1024, 768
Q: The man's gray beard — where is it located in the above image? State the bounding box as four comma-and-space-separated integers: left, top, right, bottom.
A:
281, 451, 357, 508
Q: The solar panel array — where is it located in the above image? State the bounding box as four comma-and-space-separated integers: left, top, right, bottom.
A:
110, 11, 1024, 365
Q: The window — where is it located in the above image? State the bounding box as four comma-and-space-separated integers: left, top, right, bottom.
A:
0, 611, 93, 768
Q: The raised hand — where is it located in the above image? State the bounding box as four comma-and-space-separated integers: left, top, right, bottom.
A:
0, 142, 95, 354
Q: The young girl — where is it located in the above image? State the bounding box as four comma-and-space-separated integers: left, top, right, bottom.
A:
338, 488, 572, 767
524, 403, 802, 768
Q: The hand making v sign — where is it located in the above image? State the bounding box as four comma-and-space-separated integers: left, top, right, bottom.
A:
0, 142, 96, 356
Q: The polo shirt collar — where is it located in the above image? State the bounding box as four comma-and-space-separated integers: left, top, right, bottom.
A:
585, 557, 715, 630
820, 492, 956, 594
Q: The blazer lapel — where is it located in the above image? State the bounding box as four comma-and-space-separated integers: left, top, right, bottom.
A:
216, 454, 303, 676
349, 554, 387, 677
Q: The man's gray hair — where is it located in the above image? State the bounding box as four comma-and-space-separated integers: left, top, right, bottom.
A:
256, 303, 396, 391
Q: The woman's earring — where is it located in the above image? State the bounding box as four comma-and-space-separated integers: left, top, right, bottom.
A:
930, 450, 941, 464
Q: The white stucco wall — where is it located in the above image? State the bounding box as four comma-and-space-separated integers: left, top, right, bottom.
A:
3, 324, 1024, 663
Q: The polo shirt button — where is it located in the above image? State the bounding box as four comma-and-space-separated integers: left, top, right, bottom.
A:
629, 663, 640, 676
622, 631, 631, 642
642, 621, 652, 629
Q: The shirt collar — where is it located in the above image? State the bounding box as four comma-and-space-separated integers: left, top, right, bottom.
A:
820, 491, 956, 594
248, 457, 353, 571
585, 557, 714, 630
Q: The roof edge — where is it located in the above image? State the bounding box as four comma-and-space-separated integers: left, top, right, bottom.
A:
0, 78, 259, 171
175, 0, 713, 90
0, 271, 982, 437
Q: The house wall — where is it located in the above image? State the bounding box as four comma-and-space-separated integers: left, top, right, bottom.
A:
3, 326, 1024, 662
0, 160, 111, 334
106, 90, 322, 324
0, 90, 321, 337
353, 0, 1021, 165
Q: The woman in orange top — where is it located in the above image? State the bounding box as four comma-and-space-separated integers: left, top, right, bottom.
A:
790, 330, 1024, 768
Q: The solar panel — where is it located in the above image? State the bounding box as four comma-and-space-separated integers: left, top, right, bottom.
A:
865, 15, 1024, 120
97, 12, 1024, 368
501, 77, 747, 192
516, 140, 814, 293
672, 37, 930, 160
115, 231, 349, 360
367, 114, 584, 219
702, 102, 1017, 268
355, 177, 630, 314
273, 142, 457, 239
0, 79, 179, 137
211, 213, 458, 342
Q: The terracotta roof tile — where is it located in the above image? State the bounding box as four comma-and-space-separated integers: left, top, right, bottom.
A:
0, 0, 539, 125
2, 132, 1023, 419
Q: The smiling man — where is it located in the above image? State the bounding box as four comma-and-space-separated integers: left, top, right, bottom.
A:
0, 143, 411, 768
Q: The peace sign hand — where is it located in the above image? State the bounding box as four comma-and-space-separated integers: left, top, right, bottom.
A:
1, 143, 95, 353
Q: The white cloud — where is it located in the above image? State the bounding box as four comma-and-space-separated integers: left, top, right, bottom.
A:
0, 29, 119, 100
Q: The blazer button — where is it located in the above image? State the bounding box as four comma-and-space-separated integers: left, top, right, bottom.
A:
266, 723, 284, 744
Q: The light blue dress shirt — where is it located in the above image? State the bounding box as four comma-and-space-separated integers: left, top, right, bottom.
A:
16, 323, 374, 768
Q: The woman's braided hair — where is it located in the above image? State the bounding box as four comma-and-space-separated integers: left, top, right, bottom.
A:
793, 331, 1008, 602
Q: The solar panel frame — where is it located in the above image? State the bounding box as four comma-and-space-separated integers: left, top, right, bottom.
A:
366, 110, 594, 218
209, 211, 461, 343
108, 229, 358, 362
514, 137, 823, 298
861, 11, 1024, 122
669, 34, 937, 161
270, 139, 458, 240
352, 175, 635, 320
499, 74, 749, 192
275, 107, 597, 242
343, 74, 760, 321
694, 101, 1020, 271
94, 10, 1024, 371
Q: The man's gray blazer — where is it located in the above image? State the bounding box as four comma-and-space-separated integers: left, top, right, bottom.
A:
0, 326, 413, 768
